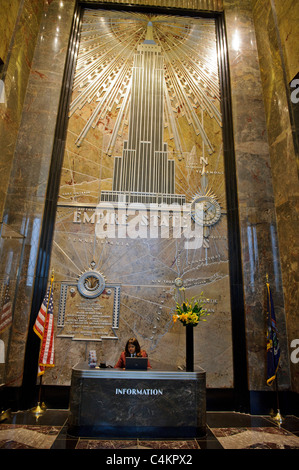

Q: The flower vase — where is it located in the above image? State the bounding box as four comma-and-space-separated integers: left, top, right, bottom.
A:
185, 324, 194, 372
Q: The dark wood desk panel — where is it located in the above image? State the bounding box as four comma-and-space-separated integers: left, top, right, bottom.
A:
68, 362, 206, 437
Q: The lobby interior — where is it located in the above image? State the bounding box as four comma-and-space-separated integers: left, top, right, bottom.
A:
0, 0, 298, 451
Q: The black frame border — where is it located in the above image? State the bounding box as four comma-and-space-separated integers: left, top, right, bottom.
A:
20, 1, 249, 412
21, 2, 83, 409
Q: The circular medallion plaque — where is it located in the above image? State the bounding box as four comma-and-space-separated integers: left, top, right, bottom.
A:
191, 195, 221, 227
77, 271, 106, 298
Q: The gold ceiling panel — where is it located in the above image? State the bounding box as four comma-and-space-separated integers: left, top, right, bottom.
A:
84, 0, 223, 12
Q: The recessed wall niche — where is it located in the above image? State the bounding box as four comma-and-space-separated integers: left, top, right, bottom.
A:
47, 8, 233, 387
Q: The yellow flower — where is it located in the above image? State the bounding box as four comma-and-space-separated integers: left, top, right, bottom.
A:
180, 313, 189, 323
172, 292, 209, 326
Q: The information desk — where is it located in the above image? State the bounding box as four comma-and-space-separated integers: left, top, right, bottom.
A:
68, 362, 206, 437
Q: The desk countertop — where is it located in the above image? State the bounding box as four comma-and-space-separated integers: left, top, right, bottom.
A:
72, 362, 205, 380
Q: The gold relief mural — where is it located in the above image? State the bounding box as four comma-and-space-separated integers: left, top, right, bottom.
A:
85, 0, 223, 12
48, 9, 233, 388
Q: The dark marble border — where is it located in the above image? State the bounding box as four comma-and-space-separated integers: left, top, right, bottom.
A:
20, 2, 247, 412
215, 14, 249, 412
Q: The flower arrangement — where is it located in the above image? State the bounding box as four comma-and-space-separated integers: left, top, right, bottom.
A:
173, 290, 209, 326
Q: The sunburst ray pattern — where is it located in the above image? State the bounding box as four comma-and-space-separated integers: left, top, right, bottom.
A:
70, 10, 221, 155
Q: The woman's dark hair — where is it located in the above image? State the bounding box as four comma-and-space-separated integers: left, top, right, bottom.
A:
125, 337, 141, 356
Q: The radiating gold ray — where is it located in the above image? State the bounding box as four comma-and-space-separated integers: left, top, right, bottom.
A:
70, 9, 221, 156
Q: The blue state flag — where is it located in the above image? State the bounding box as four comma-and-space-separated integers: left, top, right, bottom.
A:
266, 282, 280, 386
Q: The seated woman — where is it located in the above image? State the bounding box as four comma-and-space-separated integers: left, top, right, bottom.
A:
114, 337, 151, 369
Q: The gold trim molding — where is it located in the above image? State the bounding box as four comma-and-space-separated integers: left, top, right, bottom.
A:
85, 0, 223, 11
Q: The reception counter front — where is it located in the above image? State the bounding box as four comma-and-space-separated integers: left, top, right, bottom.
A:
68, 362, 206, 438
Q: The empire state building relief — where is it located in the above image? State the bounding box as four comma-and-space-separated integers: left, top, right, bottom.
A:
101, 21, 184, 205
47, 10, 233, 389
66, 10, 222, 209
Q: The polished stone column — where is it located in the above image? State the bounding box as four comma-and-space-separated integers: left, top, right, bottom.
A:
223, 0, 291, 390
1, 0, 76, 387
0, 0, 44, 218
251, 0, 299, 392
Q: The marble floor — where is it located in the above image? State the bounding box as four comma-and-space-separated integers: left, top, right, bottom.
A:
0, 409, 298, 452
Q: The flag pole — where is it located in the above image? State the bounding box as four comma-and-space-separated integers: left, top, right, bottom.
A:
31, 270, 54, 417
265, 273, 283, 424
31, 375, 45, 418
272, 374, 283, 424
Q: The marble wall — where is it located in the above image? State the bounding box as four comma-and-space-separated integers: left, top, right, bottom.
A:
251, 0, 299, 391
0, 0, 297, 401
223, 0, 292, 391
0, 1, 21, 65
0, 0, 45, 386
0, 0, 44, 218
0, 0, 76, 387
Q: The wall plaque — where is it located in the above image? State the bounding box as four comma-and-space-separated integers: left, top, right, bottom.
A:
57, 280, 120, 341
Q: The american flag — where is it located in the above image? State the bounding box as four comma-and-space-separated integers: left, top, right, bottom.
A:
33, 287, 51, 340
33, 281, 55, 376
0, 283, 12, 334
